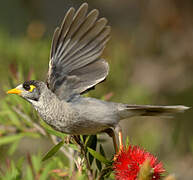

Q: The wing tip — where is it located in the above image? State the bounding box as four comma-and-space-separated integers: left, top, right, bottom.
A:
88, 9, 99, 19
67, 7, 76, 17
98, 17, 108, 25
78, 3, 88, 13
80, 2, 88, 8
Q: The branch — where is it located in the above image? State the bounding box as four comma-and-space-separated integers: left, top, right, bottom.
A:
12, 106, 46, 136
73, 135, 94, 180
50, 135, 77, 171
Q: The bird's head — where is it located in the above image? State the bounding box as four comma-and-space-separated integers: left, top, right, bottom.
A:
6, 80, 44, 102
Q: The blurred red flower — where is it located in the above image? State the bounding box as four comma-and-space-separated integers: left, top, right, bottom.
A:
113, 145, 165, 180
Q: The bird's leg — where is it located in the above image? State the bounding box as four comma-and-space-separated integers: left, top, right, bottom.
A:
72, 135, 81, 146
115, 125, 123, 152
112, 125, 124, 161
104, 128, 118, 153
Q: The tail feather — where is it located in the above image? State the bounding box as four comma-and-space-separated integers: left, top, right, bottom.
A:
119, 105, 190, 118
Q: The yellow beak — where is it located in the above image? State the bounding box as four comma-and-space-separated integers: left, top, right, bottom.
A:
7, 88, 22, 95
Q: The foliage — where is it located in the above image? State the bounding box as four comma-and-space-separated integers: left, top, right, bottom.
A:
0, 0, 192, 176
0, 35, 159, 179
0, 59, 179, 179
0, 62, 117, 179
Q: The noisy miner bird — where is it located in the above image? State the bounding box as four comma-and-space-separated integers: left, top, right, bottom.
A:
7, 3, 189, 152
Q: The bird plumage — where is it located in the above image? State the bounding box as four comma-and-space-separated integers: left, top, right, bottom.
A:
47, 3, 110, 101
7, 3, 189, 140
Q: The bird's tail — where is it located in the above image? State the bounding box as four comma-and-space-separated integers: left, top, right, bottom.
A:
119, 104, 190, 119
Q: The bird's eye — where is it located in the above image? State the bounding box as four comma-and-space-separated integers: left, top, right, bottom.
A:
23, 84, 36, 92
23, 84, 30, 91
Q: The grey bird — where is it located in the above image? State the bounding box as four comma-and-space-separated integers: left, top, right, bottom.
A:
7, 3, 189, 152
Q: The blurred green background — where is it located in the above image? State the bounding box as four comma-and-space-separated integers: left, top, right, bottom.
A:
0, 0, 193, 179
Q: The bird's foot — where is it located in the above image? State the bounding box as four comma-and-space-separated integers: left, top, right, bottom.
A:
113, 145, 124, 161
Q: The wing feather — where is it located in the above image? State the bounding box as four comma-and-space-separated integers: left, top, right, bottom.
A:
47, 3, 110, 100
64, 26, 111, 64
50, 27, 59, 59
51, 7, 75, 59
58, 9, 99, 63
66, 36, 110, 68
56, 4, 88, 59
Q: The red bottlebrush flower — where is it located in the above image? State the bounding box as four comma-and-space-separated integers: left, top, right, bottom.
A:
113, 145, 165, 180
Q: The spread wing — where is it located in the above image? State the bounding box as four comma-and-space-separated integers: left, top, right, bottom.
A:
47, 3, 110, 100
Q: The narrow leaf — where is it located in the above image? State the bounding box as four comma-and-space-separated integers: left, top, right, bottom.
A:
100, 144, 106, 158
8, 139, 20, 155
87, 147, 110, 165
26, 167, 34, 180
98, 166, 113, 179
32, 154, 42, 174
85, 135, 97, 148
44, 128, 66, 138
126, 136, 130, 148
96, 158, 102, 171
88, 135, 97, 165
80, 135, 84, 143
0, 134, 23, 146
68, 143, 79, 151
39, 162, 54, 180
42, 140, 64, 161
40, 121, 66, 138
84, 135, 91, 146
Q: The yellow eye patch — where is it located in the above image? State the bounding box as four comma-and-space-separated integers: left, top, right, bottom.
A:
29, 85, 36, 92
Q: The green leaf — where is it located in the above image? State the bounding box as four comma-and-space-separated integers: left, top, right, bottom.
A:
0, 132, 39, 152
0, 134, 23, 146
100, 144, 106, 158
22, 132, 40, 139
96, 158, 102, 171
10, 161, 21, 180
16, 157, 25, 171
68, 143, 79, 151
87, 147, 110, 165
32, 154, 42, 174
98, 166, 113, 179
40, 120, 66, 138
77, 173, 87, 180
84, 135, 91, 146
6, 108, 22, 128
125, 136, 130, 147
26, 167, 34, 180
42, 140, 64, 161
2, 161, 21, 180
8, 139, 20, 155
80, 135, 84, 143
95, 170, 98, 179
85, 135, 97, 148
39, 162, 54, 180
45, 128, 66, 138
88, 135, 97, 165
